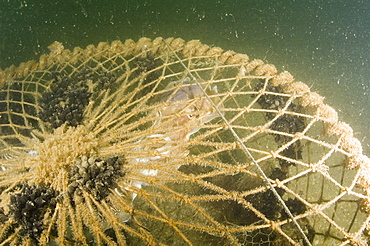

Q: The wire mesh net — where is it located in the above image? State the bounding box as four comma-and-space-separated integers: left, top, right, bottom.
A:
0, 37, 370, 245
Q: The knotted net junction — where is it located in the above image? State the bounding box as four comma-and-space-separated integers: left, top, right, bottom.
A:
0, 37, 370, 245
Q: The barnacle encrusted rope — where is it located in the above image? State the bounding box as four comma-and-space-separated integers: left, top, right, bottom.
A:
0, 37, 370, 246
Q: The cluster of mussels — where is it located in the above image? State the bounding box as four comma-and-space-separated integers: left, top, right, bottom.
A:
134, 56, 161, 80
97, 71, 117, 90
38, 71, 92, 129
8, 184, 58, 241
67, 156, 126, 201
38, 68, 119, 129
2, 140, 126, 243
131, 56, 162, 101
249, 79, 313, 243
255, 80, 305, 144
254, 79, 305, 168
1, 67, 126, 244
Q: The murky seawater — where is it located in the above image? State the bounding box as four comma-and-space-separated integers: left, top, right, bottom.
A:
1, 0, 368, 154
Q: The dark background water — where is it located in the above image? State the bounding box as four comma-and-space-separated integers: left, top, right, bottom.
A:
1, 0, 369, 153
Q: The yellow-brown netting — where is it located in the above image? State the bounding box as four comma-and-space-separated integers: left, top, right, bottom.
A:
0, 37, 370, 245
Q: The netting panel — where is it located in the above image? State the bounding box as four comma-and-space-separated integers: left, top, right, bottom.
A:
0, 37, 370, 246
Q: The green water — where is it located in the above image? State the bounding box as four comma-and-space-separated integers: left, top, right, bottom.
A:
0, 0, 369, 154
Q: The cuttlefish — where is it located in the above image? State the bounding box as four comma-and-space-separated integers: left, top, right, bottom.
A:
113, 77, 224, 223
156, 77, 223, 141
134, 77, 223, 166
